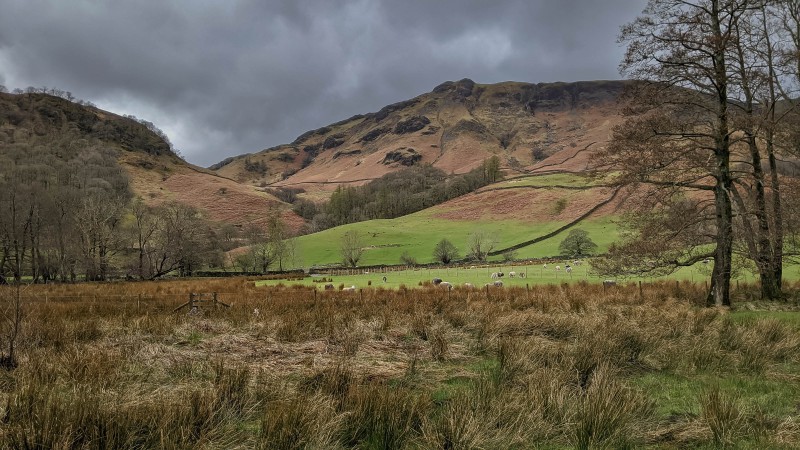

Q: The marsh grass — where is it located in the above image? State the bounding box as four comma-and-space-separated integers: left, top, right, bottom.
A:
0, 279, 798, 448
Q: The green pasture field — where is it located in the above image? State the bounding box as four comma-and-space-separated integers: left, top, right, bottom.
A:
292, 211, 620, 269
257, 259, 783, 290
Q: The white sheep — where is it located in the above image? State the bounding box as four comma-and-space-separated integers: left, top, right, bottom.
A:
508, 271, 516, 278
493, 280, 504, 287
440, 281, 453, 289
491, 272, 499, 279
464, 282, 474, 288
543, 263, 548, 269
555, 265, 561, 271
343, 285, 357, 292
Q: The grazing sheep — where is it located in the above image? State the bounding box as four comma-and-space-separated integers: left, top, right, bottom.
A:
469, 266, 476, 269
382, 276, 387, 283
324, 283, 335, 290
498, 272, 504, 278
432, 278, 443, 285
343, 285, 357, 292
519, 273, 526, 278
493, 280, 504, 287
555, 266, 561, 271
543, 264, 548, 270
565, 266, 573, 274
509, 271, 516, 278
464, 282, 474, 288
491, 272, 499, 279
440, 281, 453, 289
573, 260, 582, 266
703, 258, 710, 264
603, 280, 616, 287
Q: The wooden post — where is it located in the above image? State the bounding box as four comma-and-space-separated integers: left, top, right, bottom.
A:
485, 284, 490, 301
313, 288, 317, 304
639, 281, 643, 300
360, 289, 363, 304
138, 293, 141, 312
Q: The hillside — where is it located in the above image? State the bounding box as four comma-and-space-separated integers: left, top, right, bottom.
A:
211, 79, 630, 199
284, 172, 629, 268
0, 91, 302, 231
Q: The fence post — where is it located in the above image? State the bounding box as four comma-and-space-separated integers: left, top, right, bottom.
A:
138, 293, 141, 312
639, 281, 643, 300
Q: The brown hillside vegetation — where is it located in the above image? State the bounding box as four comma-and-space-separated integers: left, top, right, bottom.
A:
434, 186, 623, 223
212, 80, 631, 199
0, 91, 299, 230
2, 281, 799, 448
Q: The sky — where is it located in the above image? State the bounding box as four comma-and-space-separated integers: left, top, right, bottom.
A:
0, 0, 648, 167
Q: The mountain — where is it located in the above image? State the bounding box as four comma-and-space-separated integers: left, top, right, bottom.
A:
0, 91, 303, 231
211, 79, 631, 198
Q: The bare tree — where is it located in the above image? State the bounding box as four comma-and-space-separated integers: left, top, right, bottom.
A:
0, 284, 22, 369
266, 212, 289, 271
597, 0, 755, 306
467, 230, 496, 262
340, 231, 365, 267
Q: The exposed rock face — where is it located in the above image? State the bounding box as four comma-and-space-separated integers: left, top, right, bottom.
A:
394, 116, 430, 134
382, 147, 421, 166
359, 126, 390, 142
333, 148, 362, 159
323, 134, 345, 149
432, 78, 476, 98
369, 99, 420, 122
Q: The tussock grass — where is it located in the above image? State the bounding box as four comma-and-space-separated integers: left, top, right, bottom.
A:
0, 279, 799, 448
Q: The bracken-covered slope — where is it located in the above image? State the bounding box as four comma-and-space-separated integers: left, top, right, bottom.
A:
211, 79, 631, 198
0, 92, 304, 231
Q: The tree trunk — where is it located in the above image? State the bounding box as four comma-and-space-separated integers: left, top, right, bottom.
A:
707, 181, 733, 307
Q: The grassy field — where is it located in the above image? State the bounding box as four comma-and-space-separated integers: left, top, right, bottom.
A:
292, 212, 620, 269
257, 259, 784, 291
1, 279, 799, 448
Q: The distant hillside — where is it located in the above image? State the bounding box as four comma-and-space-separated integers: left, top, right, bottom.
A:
212, 79, 631, 198
0, 91, 303, 232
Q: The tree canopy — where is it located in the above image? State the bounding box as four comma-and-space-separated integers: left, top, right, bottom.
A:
558, 229, 597, 258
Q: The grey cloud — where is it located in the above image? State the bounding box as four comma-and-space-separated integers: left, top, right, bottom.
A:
0, 0, 647, 166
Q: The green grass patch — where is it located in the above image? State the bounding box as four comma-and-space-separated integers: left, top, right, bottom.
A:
292, 212, 621, 268
634, 371, 800, 419
256, 259, 766, 289
728, 311, 800, 329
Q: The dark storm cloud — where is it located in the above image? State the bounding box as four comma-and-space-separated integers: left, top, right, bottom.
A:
0, 0, 646, 166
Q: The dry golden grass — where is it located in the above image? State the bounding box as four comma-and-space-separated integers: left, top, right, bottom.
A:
0, 279, 799, 448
